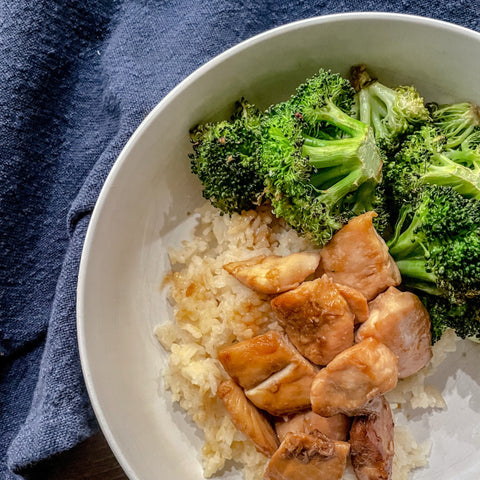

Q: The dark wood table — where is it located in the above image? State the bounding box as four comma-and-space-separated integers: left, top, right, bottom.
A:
38, 431, 128, 480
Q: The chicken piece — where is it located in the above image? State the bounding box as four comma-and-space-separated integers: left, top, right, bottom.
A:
350, 396, 395, 480
218, 331, 318, 416
346, 395, 387, 417
217, 379, 279, 457
245, 358, 318, 416
310, 338, 398, 417
271, 275, 355, 365
275, 411, 350, 443
264, 432, 350, 480
218, 331, 314, 390
335, 283, 369, 324
223, 251, 320, 295
318, 212, 401, 301
356, 287, 432, 378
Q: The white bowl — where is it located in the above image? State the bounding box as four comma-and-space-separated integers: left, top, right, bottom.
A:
77, 12, 480, 480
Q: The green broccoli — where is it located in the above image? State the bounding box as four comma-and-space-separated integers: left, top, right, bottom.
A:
420, 294, 480, 343
384, 125, 480, 211
429, 101, 480, 148
189, 99, 265, 214
444, 129, 480, 169
350, 64, 430, 152
260, 69, 384, 245
387, 184, 480, 304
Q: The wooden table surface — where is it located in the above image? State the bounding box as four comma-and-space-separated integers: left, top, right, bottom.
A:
37, 431, 128, 480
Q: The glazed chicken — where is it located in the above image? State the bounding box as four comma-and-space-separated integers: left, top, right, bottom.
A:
214, 212, 436, 478
275, 410, 350, 443
217, 379, 279, 457
218, 331, 317, 415
356, 287, 432, 378
310, 338, 398, 417
318, 212, 401, 300
350, 395, 395, 480
334, 283, 369, 324
223, 252, 320, 295
264, 432, 350, 480
271, 275, 355, 365
245, 358, 318, 416
218, 331, 298, 390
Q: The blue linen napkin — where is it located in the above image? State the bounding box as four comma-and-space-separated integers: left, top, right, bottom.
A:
1, 0, 479, 478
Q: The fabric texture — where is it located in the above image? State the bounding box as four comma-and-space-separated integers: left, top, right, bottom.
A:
0, 0, 479, 478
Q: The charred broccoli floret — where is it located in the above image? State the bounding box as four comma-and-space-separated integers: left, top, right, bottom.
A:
189, 99, 264, 214
260, 69, 384, 246
384, 125, 480, 211
387, 184, 480, 304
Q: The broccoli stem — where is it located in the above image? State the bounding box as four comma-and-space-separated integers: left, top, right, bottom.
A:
367, 82, 397, 108
350, 180, 378, 214
300, 101, 382, 202
422, 152, 480, 200
387, 205, 424, 258
432, 103, 480, 148
303, 137, 366, 168
388, 231, 420, 259
447, 125, 476, 148
317, 168, 365, 206
357, 84, 393, 139
387, 197, 442, 295
309, 163, 360, 187
395, 259, 437, 284
446, 149, 480, 169
305, 101, 368, 137
358, 83, 395, 120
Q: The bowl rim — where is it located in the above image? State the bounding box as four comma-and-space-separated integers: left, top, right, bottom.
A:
76, 11, 480, 479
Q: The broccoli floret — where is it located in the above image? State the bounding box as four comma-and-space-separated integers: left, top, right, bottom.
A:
189, 99, 265, 214
260, 69, 384, 246
420, 294, 480, 343
387, 184, 480, 304
385, 125, 480, 211
350, 64, 430, 152
429, 101, 480, 148
189, 69, 388, 244
444, 129, 480, 170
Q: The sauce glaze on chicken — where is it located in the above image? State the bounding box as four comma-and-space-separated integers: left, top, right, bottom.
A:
217, 212, 432, 480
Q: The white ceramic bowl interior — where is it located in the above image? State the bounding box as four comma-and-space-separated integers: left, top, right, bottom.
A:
77, 13, 480, 480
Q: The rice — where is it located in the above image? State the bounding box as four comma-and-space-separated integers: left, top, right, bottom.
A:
155, 201, 456, 480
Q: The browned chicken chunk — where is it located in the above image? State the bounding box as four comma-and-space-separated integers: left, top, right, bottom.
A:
275, 410, 350, 443
223, 252, 321, 294
335, 283, 369, 324
218, 331, 318, 416
271, 275, 355, 365
356, 287, 432, 378
218, 331, 313, 390
264, 432, 350, 480
318, 212, 401, 300
217, 379, 279, 457
310, 338, 398, 417
346, 395, 388, 416
245, 358, 318, 416
350, 396, 395, 480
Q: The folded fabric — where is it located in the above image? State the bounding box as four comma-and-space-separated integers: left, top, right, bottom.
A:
1, 0, 479, 478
